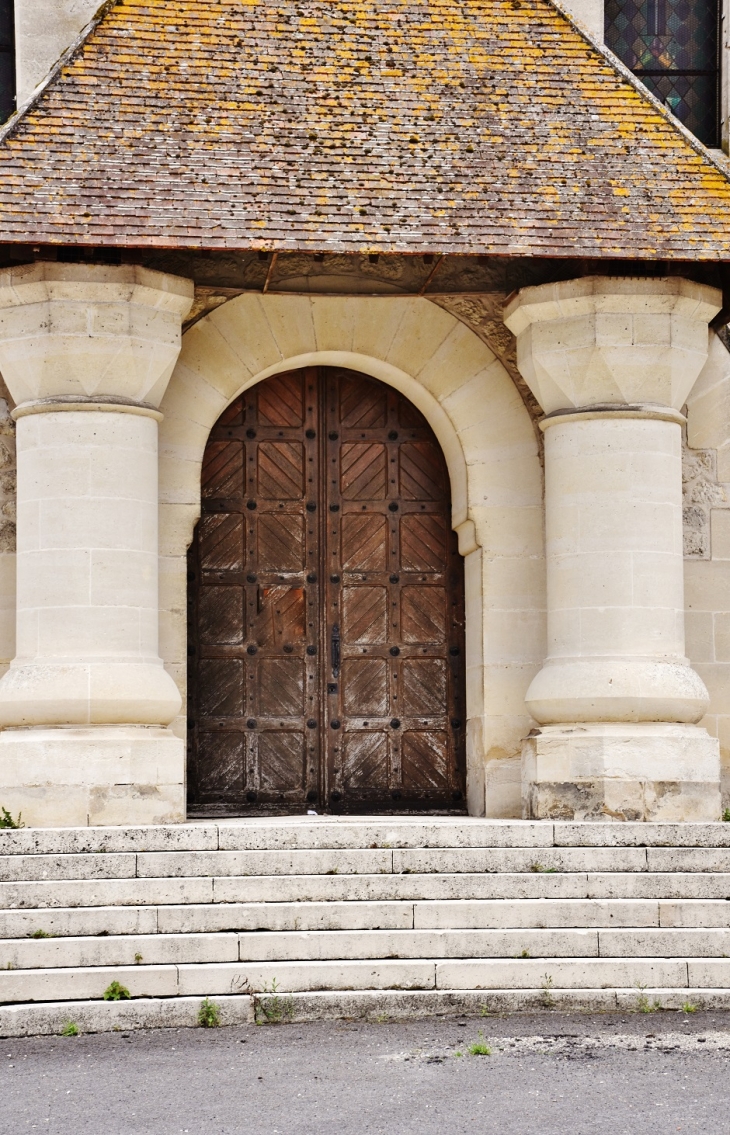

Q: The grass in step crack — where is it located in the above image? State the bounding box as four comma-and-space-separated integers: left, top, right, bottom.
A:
198, 998, 221, 1028
636, 986, 662, 1013
30, 929, 52, 939
61, 1022, 79, 1037
103, 981, 131, 1001
253, 979, 295, 1025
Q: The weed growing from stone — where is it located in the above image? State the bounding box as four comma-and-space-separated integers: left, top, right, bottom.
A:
530, 862, 557, 874
0, 807, 23, 829
198, 997, 221, 1027
541, 973, 555, 1008
519, 949, 531, 958
30, 929, 52, 939
468, 1032, 492, 1056
253, 979, 294, 1025
636, 986, 661, 1013
61, 1022, 79, 1037
682, 1001, 699, 1013
134, 953, 143, 964
723, 809, 730, 822
103, 980, 131, 1001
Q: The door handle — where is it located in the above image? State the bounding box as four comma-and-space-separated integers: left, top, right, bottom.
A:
331, 623, 341, 678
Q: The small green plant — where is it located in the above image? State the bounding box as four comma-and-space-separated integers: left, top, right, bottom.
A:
61, 1021, 79, 1037
0, 807, 23, 829
541, 973, 555, 1009
325, 867, 339, 875
30, 929, 52, 939
636, 986, 661, 1014
530, 862, 557, 874
519, 949, 531, 959
454, 1050, 464, 1058
723, 808, 730, 822
253, 979, 294, 1025
198, 997, 221, 1028
682, 1001, 698, 1014
103, 980, 131, 1002
467, 1032, 492, 1056
479, 1005, 491, 1017
134, 952, 143, 964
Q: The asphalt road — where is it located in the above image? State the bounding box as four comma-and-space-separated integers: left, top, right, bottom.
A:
2, 1011, 730, 1134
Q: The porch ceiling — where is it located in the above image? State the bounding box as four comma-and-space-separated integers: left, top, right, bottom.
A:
1, 0, 730, 258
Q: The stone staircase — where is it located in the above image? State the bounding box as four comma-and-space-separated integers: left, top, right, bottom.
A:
2, 817, 730, 1036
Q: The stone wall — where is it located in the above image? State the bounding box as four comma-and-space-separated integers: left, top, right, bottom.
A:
14, 0, 99, 104
684, 330, 730, 810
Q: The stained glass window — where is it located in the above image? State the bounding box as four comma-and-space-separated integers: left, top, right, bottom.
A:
605, 0, 721, 146
0, 0, 13, 124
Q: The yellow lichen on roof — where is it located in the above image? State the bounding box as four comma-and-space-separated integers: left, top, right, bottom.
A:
0, 0, 729, 256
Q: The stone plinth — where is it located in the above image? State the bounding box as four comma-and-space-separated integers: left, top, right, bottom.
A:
505, 276, 723, 821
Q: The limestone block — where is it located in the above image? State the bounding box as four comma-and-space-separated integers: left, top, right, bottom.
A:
0, 906, 158, 940
523, 723, 721, 822
0, 263, 192, 407
0, 725, 185, 827
0, 875, 214, 909
504, 277, 721, 413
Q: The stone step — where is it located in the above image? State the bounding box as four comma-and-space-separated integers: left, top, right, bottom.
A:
6, 984, 730, 1038
3, 955, 729, 1004
3, 898, 730, 940
3, 820, 730, 856
8, 924, 730, 970
5, 844, 730, 882
3, 871, 730, 910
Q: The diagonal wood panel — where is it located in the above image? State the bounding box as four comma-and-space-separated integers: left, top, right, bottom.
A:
340, 376, 387, 428
258, 373, 304, 426
253, 586, 306, 647
343, 586, 388, 643
343, 659, 388, 715
199, 514, 244, 571
341, 514, 387, 571
199, 659, 244, 717
402, 732, 449, 792
258, 513, 305, 572
202, 440, 244, 499
258, 442, 304, 500
259, 733, 306, 792
399, 440, 446, 500
401, 586, 447, 644
400, 514, 447, 572
258, 658, 305, 717
340, 443, 386, 499
401, 659, 447, 716
342, 733, 388, 789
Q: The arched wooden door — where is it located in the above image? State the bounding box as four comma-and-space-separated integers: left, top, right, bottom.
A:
187, 367, 466, 816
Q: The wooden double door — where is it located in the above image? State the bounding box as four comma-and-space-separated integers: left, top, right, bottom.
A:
187, 367, 466, 815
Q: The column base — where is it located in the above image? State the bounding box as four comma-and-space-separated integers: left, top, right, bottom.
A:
522, 723, 721, 822
0, 726, 185, 827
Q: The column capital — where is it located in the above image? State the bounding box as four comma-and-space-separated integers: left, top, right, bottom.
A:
0, 262, 194, 408
503, 275, 721, 414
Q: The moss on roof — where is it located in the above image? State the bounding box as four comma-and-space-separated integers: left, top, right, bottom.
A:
1, 0, 730, 257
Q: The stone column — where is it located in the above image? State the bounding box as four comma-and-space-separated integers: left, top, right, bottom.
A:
0, 262, 193, 826
504, 277, 723, 822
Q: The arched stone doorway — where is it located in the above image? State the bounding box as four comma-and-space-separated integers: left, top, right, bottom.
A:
187, 366, 466, 815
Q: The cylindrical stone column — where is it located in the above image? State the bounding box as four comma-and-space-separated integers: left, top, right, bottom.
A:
0, 262, 193, 826
504, 276, 723, 822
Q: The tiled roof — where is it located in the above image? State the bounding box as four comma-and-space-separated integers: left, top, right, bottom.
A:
1, 0, 730, 257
